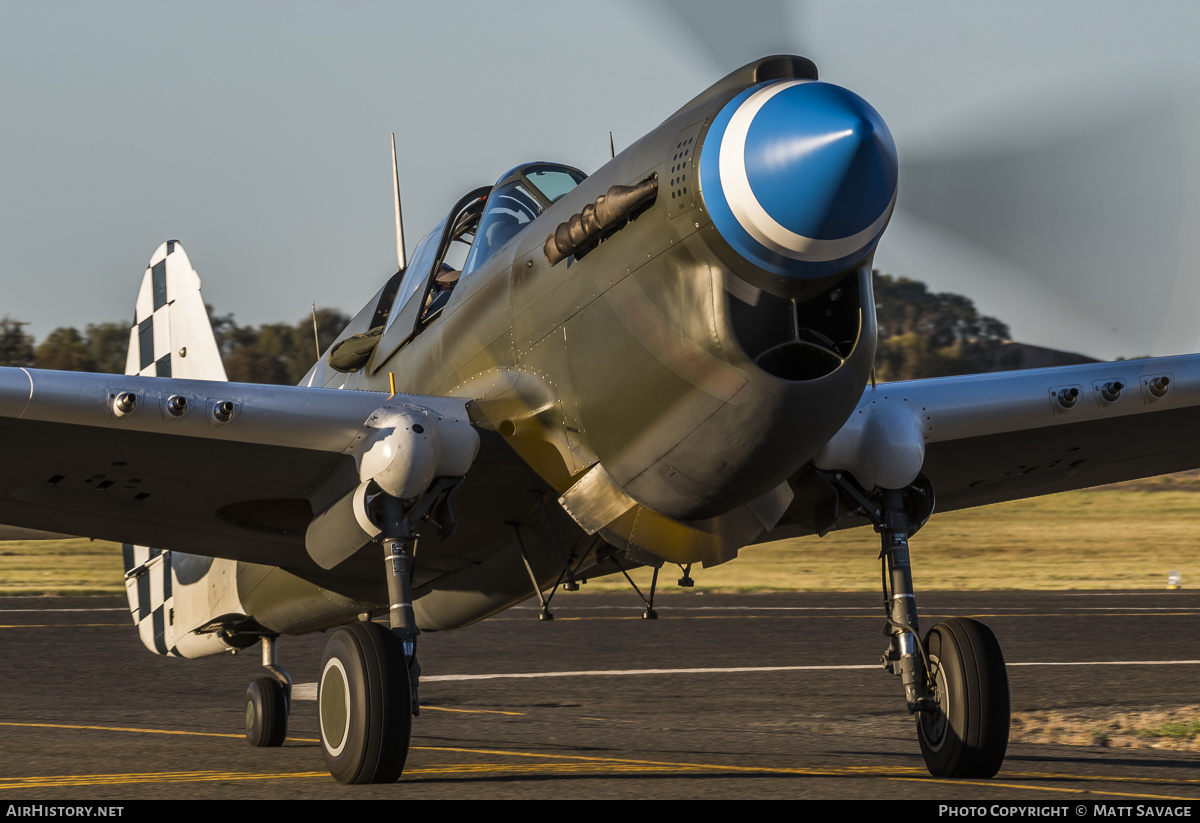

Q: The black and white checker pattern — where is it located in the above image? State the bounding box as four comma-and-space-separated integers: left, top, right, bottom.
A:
120, 240, 231, 658
125, 240, 179, 378
121, 241, 181, 656
123, 239, 228, 381
122, 543, 178, 657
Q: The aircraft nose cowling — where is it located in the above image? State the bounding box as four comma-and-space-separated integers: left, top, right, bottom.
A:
698, 80, 898, 298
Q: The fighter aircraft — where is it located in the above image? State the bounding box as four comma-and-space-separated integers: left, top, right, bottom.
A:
3, 55, 1198, 783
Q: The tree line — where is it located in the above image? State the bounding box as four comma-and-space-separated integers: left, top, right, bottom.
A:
871, 271, 1017, 380
0, 272, 1039, 383
0, 308, 350, 384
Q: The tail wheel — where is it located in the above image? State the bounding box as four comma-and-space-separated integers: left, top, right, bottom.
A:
318, 621, 412, 784
917, 617, 1010, 778
245, 676, 288, 747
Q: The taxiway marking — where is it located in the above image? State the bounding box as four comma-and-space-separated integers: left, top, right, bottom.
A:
6, 722, 1198, 799
0, 607, 126, 612
278, 658, 1200, 688
289, 682, 525, 713
0, 721, 243, 739
4, 757, 1199, 801
0, 770, 327, 789
0, 623, 127, 628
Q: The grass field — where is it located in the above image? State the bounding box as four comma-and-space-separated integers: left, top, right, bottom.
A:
0, 537, 125, 596
3, 476, 1198, 596
583, 482, 1200, 593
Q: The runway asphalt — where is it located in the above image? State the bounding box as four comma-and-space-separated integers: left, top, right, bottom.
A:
3, 590, 1200, 801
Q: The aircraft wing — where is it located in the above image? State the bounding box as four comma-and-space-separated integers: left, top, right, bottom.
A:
0, 367, 476, 576
776, 353, 1200, 536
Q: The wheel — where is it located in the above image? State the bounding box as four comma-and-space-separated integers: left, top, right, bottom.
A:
318, 621, 412, 784
245, 676, 288, 747
916, 617, 1010, 778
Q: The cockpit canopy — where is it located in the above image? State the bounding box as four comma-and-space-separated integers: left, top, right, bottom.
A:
461, 163, 587, 277
376, 162, 584, 338
330, 162, 587, 374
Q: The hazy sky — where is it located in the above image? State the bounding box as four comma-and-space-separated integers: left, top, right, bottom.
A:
6, 1, 1200, 360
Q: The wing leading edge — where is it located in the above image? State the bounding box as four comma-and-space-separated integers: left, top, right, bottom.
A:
0, 367, 476, 580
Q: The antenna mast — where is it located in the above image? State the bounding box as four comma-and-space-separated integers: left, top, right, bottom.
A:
311, 302, 320, 359
391, 134, 406, 270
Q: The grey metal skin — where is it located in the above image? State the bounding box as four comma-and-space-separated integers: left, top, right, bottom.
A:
292, 56, 879, 631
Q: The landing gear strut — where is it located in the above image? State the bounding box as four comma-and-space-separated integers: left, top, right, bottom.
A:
827, 472, 1010, 778
316, 480, 461, 784
874, 483, 1009, 778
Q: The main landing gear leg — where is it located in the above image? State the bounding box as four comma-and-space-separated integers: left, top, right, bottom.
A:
876, 489, 928, 715
317, 493, 422, 784
825, 471, 1011, 779
380, 494, 422, 716
873, 486, 1010, 778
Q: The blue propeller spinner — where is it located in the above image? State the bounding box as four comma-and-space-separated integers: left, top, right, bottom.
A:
699, 79, 898, 281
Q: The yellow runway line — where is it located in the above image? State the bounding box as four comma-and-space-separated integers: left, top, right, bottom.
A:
0, 771, 327, 790
421, 705, 526, 716
0, 721, 244, 739
7, 721, 1199, 799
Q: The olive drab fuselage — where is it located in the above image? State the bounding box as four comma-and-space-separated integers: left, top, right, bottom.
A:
293, 56, 890, 630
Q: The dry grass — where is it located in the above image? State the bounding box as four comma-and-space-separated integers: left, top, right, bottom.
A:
0, 537, 124, 596
581, 477, 1200, 593
1012, 706, 1200, 751
4, 474, 1200, 596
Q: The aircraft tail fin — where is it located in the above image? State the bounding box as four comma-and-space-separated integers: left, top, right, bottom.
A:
125, 240, 228, 381
122, 240, 232, 657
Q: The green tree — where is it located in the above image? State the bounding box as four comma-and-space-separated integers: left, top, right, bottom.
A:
208, 305, 240, 361
872, 272, 1012, 380
218, 308, 350, 385
33, 327, 94, 372
85, 322, 131, 375
11, 307, 350, 381
875, 332, 973, 381
0, 317, 34, 367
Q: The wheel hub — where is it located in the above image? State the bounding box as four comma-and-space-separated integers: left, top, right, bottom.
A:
320, 657, 351, 756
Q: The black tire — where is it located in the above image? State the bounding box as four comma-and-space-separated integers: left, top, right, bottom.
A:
318, 621, 412, 784
916, 617, 1010, 778
245, 676, 288, 747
